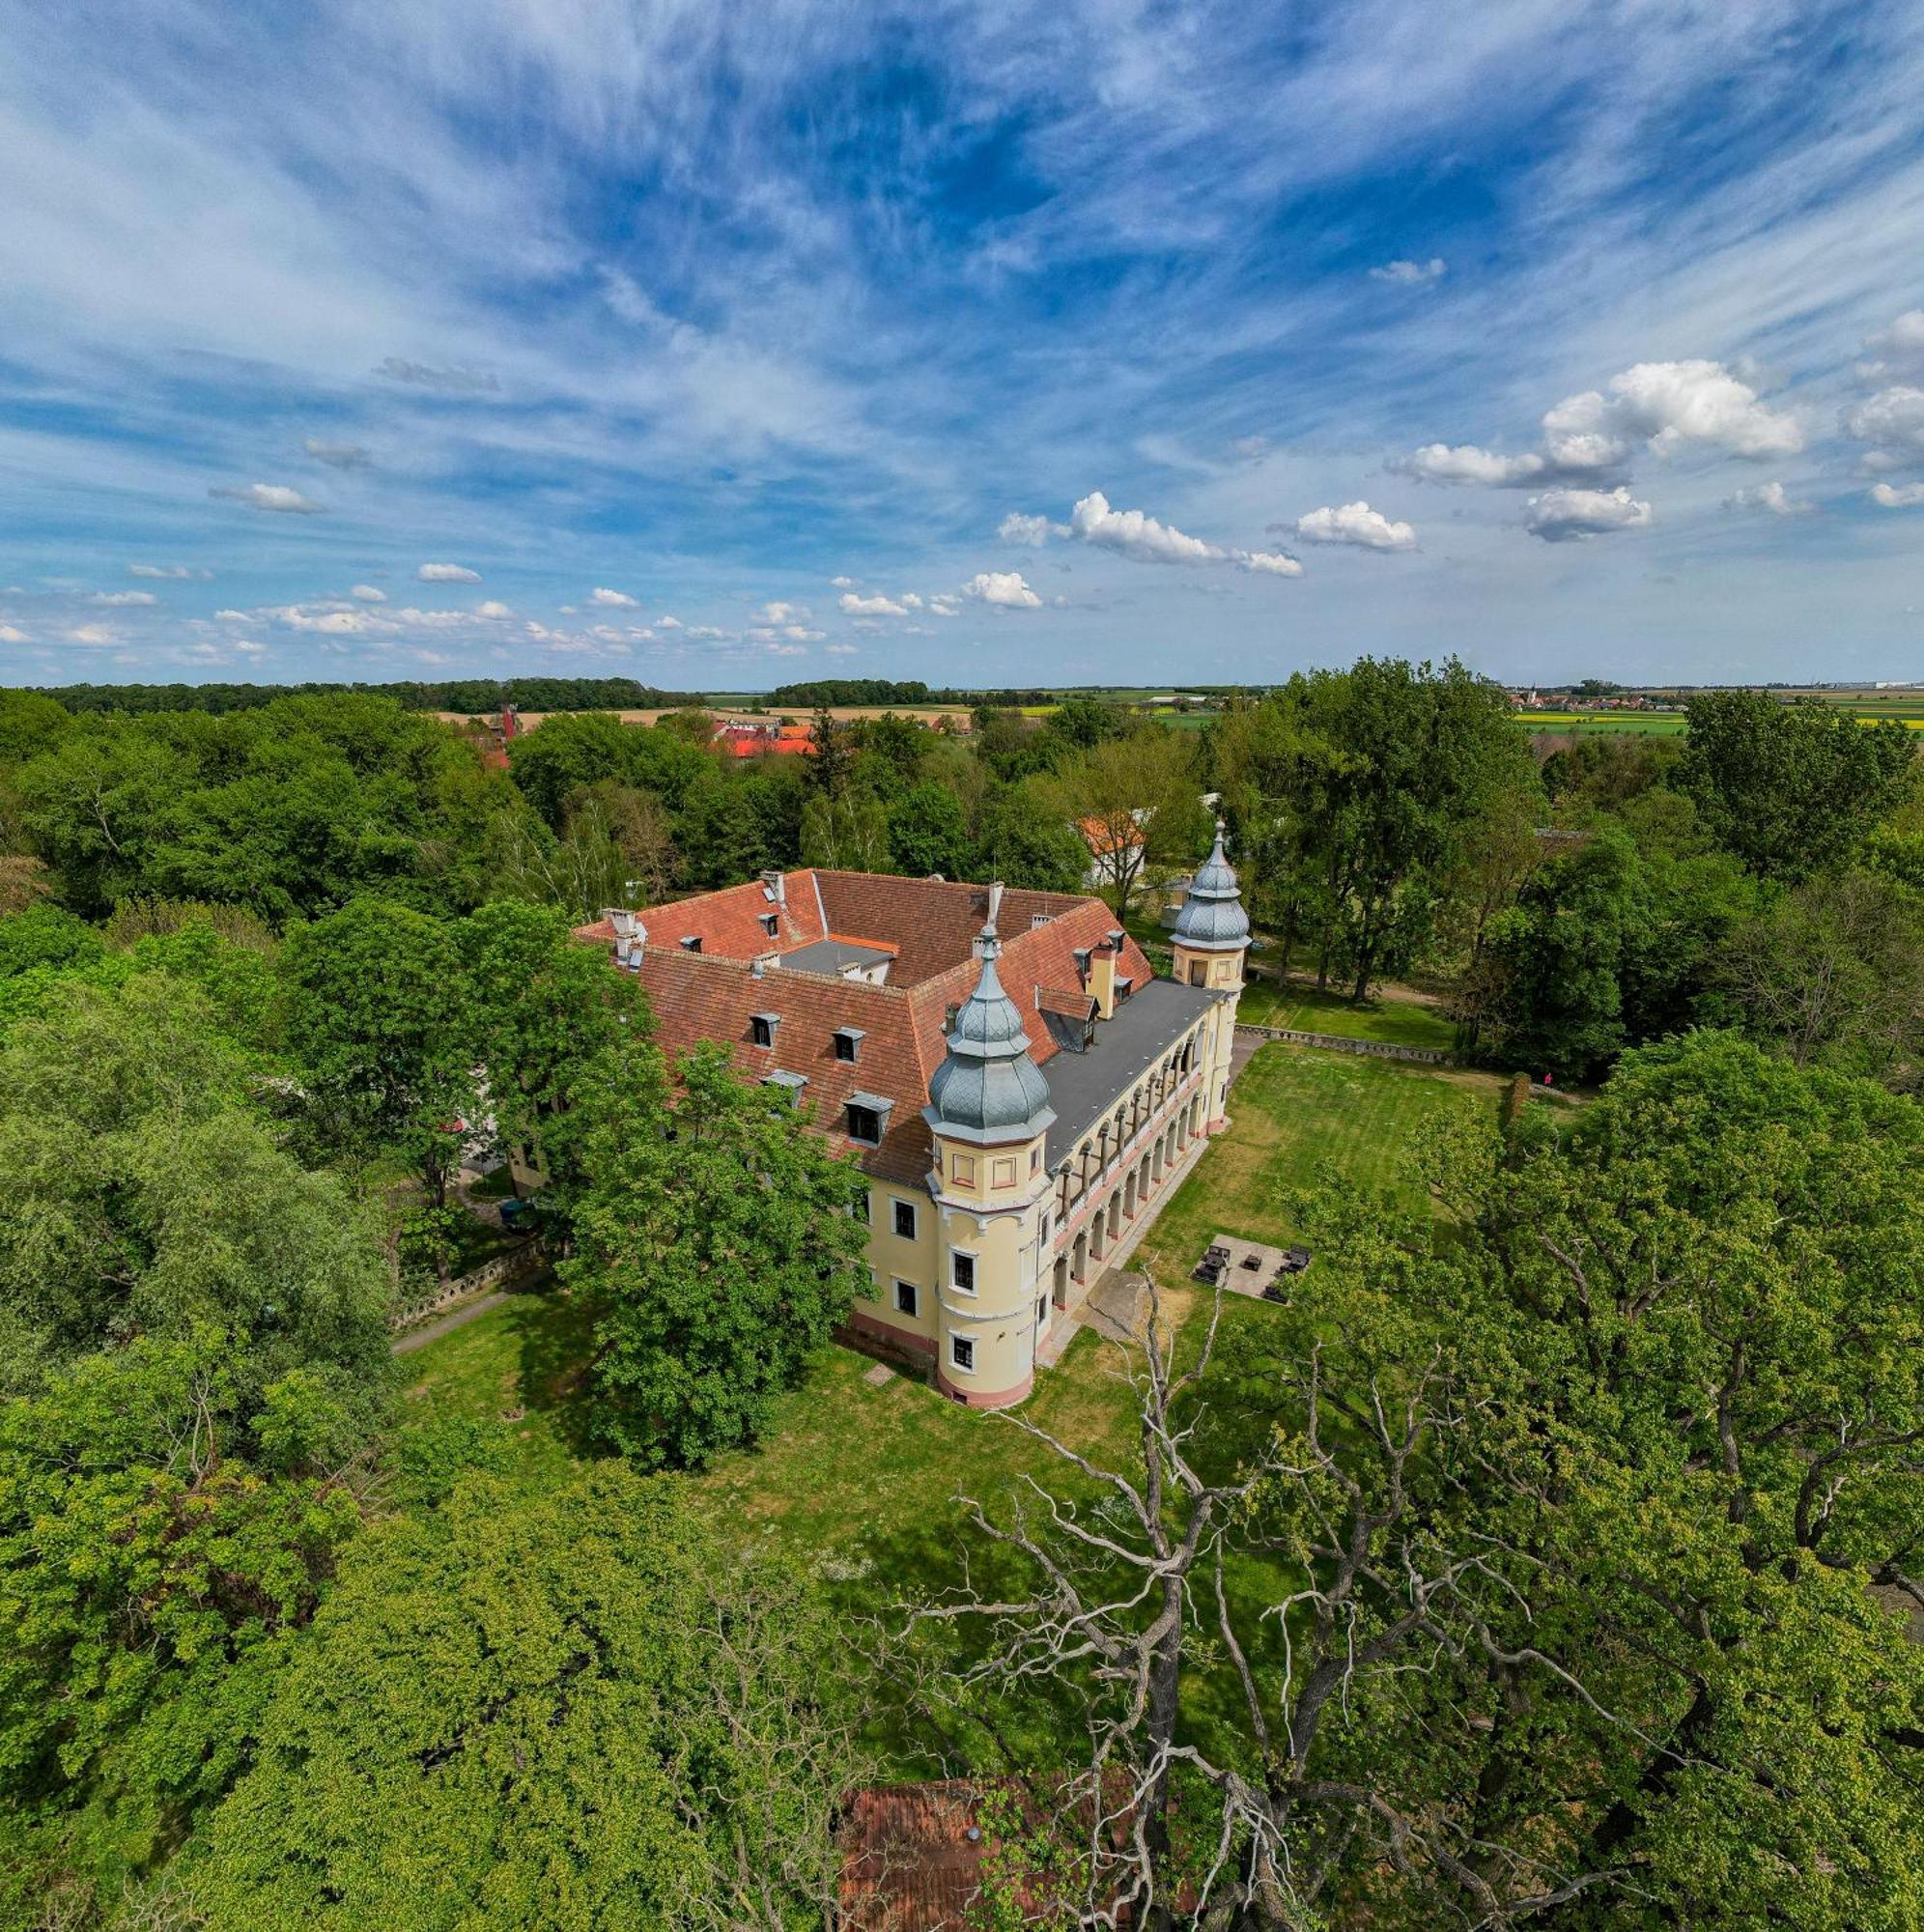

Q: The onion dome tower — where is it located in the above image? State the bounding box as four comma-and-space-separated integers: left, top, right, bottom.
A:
1170, 823, 1249, 1133
924, 896, 1056, 1148
1170, 820, 1251, 967
923, 886, 1056, 1410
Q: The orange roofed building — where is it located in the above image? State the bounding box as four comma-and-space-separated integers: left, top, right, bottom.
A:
575, 837, 1249, 1407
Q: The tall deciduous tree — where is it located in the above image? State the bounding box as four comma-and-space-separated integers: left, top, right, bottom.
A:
0, 975, 390, 1404
0, 1335, 367, 1928
279, 896, 476, 1208
181, 1468, 865, 1931
886, 779, 975, 879
1718, 868, 1924, 1087
1052, 725, 1202, 920
1680, 689, 1916, 882
565, 1043, 868, 1469
799, 785, 891, 872
461, 898, 652, 1208
976, 778, 1091, 895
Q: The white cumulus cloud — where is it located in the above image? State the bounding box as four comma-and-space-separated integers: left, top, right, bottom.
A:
419, 562, 481, 582
1370, 257, 1445, 285
1606, 360, 1803, 460
1294, 501, 1417, 551
1870, 480, 1924, 507
209, 482, 325, 514
1859, 309, 1924, 380
761, 601, 808, 624
1845, 386, 1924, 458
1070, 490, 1227, 565
474, 600, 513, 618
963, 571, 1043, 609
0, 625, 29, 643
1525, 486, 1653, 542
998, 511, 1070, 545
839, 591, 909, 616
1394, 442, 1548, 487
830, 576, 859, 590
1241, 551, 1304, 577
350, 584, 386, 602
590, 586, 637, 607
1403, 359, 1801, 503
91, 589, 157, 606
1724, 481, 1813, 517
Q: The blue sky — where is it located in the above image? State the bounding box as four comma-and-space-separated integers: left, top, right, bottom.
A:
4, 0, 1924, 690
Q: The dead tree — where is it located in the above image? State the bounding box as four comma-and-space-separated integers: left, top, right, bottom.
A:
913, 1281, 1634, 1929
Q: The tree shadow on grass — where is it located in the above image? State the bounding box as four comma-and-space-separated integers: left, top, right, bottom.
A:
504, 1284, 604, 1458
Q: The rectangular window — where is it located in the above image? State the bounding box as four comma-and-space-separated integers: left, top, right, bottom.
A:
834, 1027, 863, 1063
1030, 1146, 1042, 1175
952, 1251, 976, 1294
894, 1279, 918, 1317
951, 1151, 976, 1186
846, 1103, 881, 1145
950, 1335, 975, 1373
681, 935, 702, 952
866, 1266, 878, 1298
750, 1014, 775, 1047
893, 1200, 916, 1240
992, 1156, 1017, 1188
759, 912, 778, 937
1188, 959, 1206, 987
854, 1189, 870, 1224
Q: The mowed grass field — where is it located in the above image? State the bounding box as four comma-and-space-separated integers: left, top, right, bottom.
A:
1234, 977, 1457, 1050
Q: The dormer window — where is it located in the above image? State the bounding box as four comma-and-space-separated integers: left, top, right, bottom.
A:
845, 1091, 893, 1146
680, 935, 702, 952
759, 912, 778, 938
750, 1012, 779, 1048
763, 1069, 807, 1108
1072, 948, 1091, 983
834, 1026, 864, 1064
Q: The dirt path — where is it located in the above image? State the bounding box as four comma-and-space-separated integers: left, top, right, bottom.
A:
393, 1287, 519, 1356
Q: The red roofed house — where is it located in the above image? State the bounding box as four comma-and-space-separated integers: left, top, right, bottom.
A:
575, 835, 1249, 1408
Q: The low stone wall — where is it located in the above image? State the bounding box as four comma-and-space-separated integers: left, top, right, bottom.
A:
1234, 1023, 1452, 1066
389, 1241, 549, 1333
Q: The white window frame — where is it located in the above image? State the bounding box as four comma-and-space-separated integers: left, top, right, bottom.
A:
951, 1249, 977, 1295
949, 1333, 976, 1374
892, 1199, 917, 1241
893, 1279, 918, 1318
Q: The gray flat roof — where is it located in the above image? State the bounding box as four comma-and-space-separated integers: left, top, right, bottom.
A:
1042, 978, 1222, 1166
778, 937, 896, 977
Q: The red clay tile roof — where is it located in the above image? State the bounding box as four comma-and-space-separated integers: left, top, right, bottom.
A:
838, 1781, 985, 1931
574, 874, 1157, 1182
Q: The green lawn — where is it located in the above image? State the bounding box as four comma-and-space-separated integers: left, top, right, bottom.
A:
1234, 976, 1457, 1051
1136, 1043, 1501, 1269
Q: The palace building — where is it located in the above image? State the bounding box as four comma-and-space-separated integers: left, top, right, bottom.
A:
574, 829, 1249, 1407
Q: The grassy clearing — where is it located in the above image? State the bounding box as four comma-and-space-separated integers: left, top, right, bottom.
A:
1235, 976, 1456, 1051
1135, 1044, 1500, 1272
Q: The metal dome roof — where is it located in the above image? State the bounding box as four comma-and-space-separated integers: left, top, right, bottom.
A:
1170, 822, 1250, 952
923, 919, 1056, 1146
